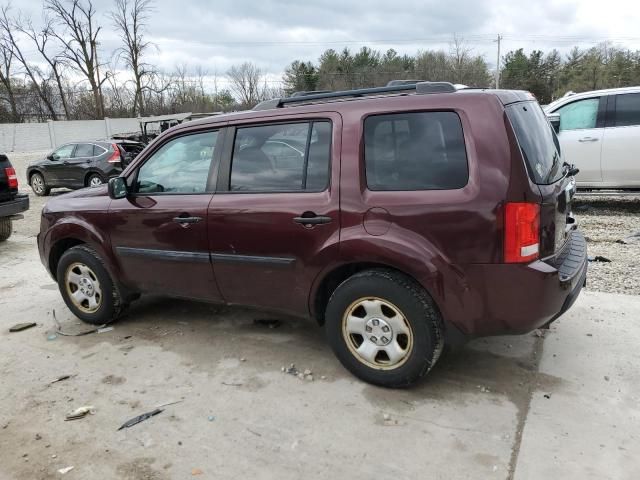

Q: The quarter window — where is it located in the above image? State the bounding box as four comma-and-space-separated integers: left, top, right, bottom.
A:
230, 121, 331, 192
136, 131, 218, 194
364, 111, 468, 191
613, 93, 640, 127
555, 98, 599, 131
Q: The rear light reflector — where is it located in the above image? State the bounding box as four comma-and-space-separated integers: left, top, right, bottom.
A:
108, 144, 121, 163
504, 202, 540, 263
5, 167, 18, 189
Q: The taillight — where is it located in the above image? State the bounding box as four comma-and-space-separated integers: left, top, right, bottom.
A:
108, 144, 121, 163
4, 167, 18, 189
504, 202, 540, 263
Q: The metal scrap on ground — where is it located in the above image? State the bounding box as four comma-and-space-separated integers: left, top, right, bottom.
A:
9, 322, 36, 332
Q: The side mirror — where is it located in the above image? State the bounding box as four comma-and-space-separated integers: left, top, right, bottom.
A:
47, 154, 58, 161
108, 177, 128, 199
547, 113, 561, 134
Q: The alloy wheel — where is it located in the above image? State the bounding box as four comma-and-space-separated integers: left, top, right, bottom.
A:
65, 262, 103, 313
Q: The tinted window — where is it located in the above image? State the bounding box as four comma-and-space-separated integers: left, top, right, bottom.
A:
507, 101, 563, 185
136, 131, 218, 194
230, 121, 331, 192
364, 111, 468, 191
53, 144, 75, 159
614, 93, 640, 127
556, 98, 599, 131
73, 143, 95, 157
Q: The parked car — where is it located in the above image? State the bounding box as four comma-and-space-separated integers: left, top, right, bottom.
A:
37, 82, 587, 387
0, 154, 29, 241
544, 86, 640, 189
26, 140, 144, 196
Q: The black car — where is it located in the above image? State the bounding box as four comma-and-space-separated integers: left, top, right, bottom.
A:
26, 140, 144, 196
0, 153, 29, 241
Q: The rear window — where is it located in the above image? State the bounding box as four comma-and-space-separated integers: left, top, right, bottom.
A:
364, 111, 468, 191
506, 101, 563, 185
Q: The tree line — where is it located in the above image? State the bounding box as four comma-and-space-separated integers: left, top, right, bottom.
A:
1, 0, 640, 123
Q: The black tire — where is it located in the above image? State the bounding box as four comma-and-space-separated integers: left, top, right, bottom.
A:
30, 172, 50, 196
86, 173, 104, 188
325, 269, 443, 388
56, 245, 125, 325
0, 217, 11, 242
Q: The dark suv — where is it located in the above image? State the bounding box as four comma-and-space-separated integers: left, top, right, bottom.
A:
27, 140, 143, 196
37, 82, 587, 387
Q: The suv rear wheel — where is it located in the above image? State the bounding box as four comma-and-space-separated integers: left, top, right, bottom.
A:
0, 217, 12, 241
56, 245, 125, 325
30, 172, 50, 196
325, 269, 443, 388
87, 173, 104, 187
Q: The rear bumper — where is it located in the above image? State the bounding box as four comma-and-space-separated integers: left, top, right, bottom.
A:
0, 193, 29, 218
447, 230, 587, 336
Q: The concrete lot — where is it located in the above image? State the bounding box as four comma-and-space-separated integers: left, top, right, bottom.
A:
1, 169, 639, 479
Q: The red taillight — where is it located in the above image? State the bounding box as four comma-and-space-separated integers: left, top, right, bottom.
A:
108, 144, 121, 163
504, 202, 540, 263
4, 167, 18, 189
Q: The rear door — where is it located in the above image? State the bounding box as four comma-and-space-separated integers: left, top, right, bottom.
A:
552, 96, 605, 184
66, 143, 95, 187
109, 129, 223, 301
207, 114, 340, 316
601, 92, 640, 187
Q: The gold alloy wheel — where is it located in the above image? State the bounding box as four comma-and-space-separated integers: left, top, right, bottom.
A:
341, 296, 414, 370
65, 262, 103, 313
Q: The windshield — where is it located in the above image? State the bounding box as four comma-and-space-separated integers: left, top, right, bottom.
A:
506, 101, 563, 185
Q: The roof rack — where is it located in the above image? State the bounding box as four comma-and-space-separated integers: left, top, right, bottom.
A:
253, 81, 457, 111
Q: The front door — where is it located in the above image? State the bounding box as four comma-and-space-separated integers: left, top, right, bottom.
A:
109, 129, 223, 301
553, 96, 605, 184
46, 143, 76, 185
601, 92, 640, 187
208, 116, 341, 316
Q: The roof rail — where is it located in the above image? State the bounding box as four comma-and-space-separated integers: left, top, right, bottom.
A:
253, 81, 456, 111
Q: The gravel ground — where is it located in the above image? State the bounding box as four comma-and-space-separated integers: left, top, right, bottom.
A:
6, 150, 640, 296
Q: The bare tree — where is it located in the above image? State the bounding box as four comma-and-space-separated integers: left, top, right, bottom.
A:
227, 62, 264, 107
16, 14, 71, 119
110, 0, 154, 116
45, 0, 106, 118
0, 6, 58, 119
0, 24, 18, 121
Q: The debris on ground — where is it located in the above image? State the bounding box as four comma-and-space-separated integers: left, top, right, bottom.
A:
52, 310, 108, 337
534, 329, 547, 338
35, 433, 41, 440
382, 413, 400, 426
47, 333, 57, 341
616, 231, 640, 245
191, 468, 204, 476
97, 326, 114, 334
65, 406, 94, 421
543, 394, 551, 399
282, 364, 314, 381
221, 382, 243, 387
240, 357, 246, 362
253, 319, 282, 329
479, 386, 490, 393
282, 364, 298, 376
118, 408, 163, 430
588, 255, 612, 263
604, 376, 610, 381
9, 322, 36, 332
207, 416, 215, 422
58, 466, 74, 474
50, 374, 74, 385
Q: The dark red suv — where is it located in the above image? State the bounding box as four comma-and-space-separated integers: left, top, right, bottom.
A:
38, 82, 587, 387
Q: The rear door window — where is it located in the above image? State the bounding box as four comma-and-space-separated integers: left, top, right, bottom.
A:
363, 111, 468, 191
555, 98, 599, 131
613, 93, 640, 127
230, 121, 331, 192
506, 101, 563, 184
72, 143, 95, 157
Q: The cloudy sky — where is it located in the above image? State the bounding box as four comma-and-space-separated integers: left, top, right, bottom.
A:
14, 0, 640, 88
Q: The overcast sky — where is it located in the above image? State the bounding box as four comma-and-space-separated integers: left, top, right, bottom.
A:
14, 0, 640, 88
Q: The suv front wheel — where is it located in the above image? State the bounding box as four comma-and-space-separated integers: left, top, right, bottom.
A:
56, 245, 125, 325
325, 269, 443, 388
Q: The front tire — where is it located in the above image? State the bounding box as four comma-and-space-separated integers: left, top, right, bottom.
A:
56, 245, 125, 325
0, 217, 12, 241
325, 269, 443, 388
30, 172, 50, 196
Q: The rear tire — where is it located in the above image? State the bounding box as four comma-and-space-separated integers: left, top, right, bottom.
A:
0, 217, 12, 241
325, 269, 443, 388
30, 172, 50, 196
56, 245, 125, 325
87, 173, 104, 188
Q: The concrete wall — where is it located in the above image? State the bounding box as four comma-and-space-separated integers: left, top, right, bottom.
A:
0, 117, 140, 153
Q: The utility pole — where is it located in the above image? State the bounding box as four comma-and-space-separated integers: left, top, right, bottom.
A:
495, 34, 502, 89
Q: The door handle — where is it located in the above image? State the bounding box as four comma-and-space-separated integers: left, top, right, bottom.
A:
62, 161, 70, 165
578, 137, 599, 143
293, 213, 332, 226
173, 216, 202, 224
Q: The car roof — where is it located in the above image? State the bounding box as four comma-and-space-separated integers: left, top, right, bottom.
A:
545, 86, 640, 111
